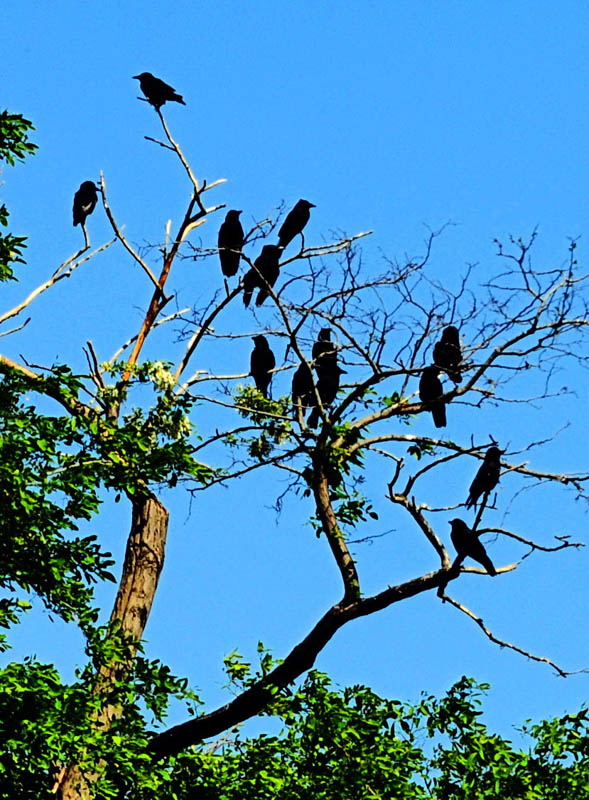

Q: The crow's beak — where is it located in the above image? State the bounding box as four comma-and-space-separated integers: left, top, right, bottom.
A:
132, 75, 140, 79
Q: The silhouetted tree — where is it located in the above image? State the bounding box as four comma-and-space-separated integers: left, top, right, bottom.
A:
1, 101, 588, 800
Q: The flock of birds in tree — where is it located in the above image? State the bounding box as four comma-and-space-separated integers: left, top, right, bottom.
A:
71, 72, 503, 578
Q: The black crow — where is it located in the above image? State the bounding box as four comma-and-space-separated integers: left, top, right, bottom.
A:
242, 245, 281, 307
250, 335, 276, 399
307, 365, 346, 428
278, 199, 315, 250
312, 327, 338, 379
419, 366, 446, 428
450, 518, 497, 576
292, 361, 315, 417
433, 325, 463, 384
73, 181, 98, 227
218, 210, 244, 277
133, 72, 186, 109
466, 446, 503, 509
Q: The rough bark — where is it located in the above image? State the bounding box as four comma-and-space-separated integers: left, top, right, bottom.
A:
56, 493, 169, 799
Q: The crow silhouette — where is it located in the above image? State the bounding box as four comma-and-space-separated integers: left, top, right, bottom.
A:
419, 366, 446, 427
307, 365, 346, 428
450, 518, 497, 576
312, 328, 338, 379
242, 245, 281, 307
73, 181, 98, 227
433, 325, 463, 384
218, 210, 244, 277
250, 335, 276, 399
278, 199, 315, 250
466, 446, 503, 509
133, 72, 185, 108
292, 361, 315, 419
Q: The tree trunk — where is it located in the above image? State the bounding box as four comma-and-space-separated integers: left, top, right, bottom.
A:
55, 493, 169, 799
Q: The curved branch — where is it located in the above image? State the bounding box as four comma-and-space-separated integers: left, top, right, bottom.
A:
99, 173, 161, 291
439, 589, 581, 678
312, 452, 361, 602
148, 565, 449, 760
0, 237, 115, 327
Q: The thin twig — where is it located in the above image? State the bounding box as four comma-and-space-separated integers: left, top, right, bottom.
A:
0, 238, 115, 327
439, 589, 583, 677
99, 173, 161, 291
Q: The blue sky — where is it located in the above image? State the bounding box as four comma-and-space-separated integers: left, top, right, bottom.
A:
2, 0, 589, 743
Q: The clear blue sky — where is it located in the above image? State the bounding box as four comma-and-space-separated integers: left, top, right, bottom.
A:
2, 0, 588, 742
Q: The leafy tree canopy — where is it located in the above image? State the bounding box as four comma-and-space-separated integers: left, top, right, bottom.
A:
1, 98, 588, 799
0, 111, 37, 281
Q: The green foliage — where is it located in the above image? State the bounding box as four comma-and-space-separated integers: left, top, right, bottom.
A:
0, 111, 38, 165
98, 360, 215, 490
381, 391, 413, 425
0, 359, 214, 637
408, 438, 435, 460
2, 656, 589, 798
0, 111, 37, 281
0, 370, 114, 629
301, 425, 378, 532
0, 646, 203, 799
233, 384, 293, 461
223, 642, 283, 693
328, 485, 379, 527
123, 673, 589, 800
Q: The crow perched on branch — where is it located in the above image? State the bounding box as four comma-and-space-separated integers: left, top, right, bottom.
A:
466, 446, 503, 509
72, 181, 98, 227
433, 325, 463, 384
278, 199, 315, 251
291, 361, 315, 417
419, 366, 447, 428
250, 335, 276, 399
218, 210, 244, 277
133, 72, 186, 109
242, 245, 281, 307
312, 328, 338, 379
307, 365, 346, 429
450, 518, 497, 576
306, 329, 344, 427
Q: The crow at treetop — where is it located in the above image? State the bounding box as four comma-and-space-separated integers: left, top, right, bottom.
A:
277, 199, 315, 251
73, 181, 98, 227
133, 72, 186, 109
